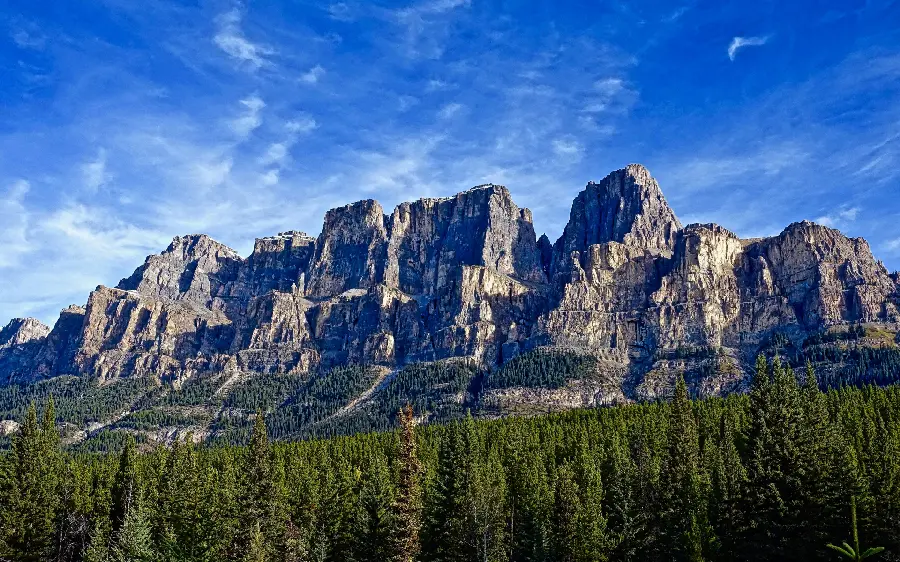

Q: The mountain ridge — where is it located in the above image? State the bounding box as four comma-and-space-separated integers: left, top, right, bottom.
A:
2, 163, 900, 444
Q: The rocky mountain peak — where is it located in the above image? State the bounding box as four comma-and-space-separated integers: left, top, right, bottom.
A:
117, 233, 243, 306
305, 199, 389, 298
0, 318, 50, 348
2, 165, 900, 417
551, 164, 681, 279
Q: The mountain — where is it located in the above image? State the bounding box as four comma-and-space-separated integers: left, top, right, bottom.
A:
3, 164, 900, 447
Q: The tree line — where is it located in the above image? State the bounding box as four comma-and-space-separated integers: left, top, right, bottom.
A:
2, 357, 900, 561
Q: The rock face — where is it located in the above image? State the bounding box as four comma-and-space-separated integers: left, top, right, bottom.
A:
3, 164, 899, 403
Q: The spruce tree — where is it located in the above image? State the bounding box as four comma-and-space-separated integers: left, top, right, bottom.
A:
709, 407, 746, 560
0, 400, 61, 561
110, 489, 154, 562
244, 521, 268, 562
239, 412, 285, 559
604, 431, 644, 560
661, 374, 708, 562
110, 436, 139, 538
83, 521, 111, 562
507, 439, 551, 562
550, 463, 581, 562
392, 404, 422, 562
739, 357, 816, 560
357, 452, 394, 562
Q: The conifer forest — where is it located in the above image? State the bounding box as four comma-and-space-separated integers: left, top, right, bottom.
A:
3, 357, 900, 561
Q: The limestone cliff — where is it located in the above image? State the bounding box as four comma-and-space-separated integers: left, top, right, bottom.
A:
3, 164, 899, 410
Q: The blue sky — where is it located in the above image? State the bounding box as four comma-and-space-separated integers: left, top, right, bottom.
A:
1, 0, 899, 326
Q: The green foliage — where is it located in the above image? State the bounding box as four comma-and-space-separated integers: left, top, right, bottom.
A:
486, 348, 599, 390
827, 496, 885, 561
5, 359, 900, 561
0, 376, 155, 426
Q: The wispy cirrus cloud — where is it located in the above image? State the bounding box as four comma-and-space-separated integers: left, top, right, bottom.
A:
229, 95, 265, 139
815, 206, 861, 229
0, 181, 31, 269
727, 35, 770, 61
2, 0, 900, 326
11, 28, 45, 50
299, 65, 325, 84
391, 0, 472, 58
81, 149, 110, 193
437, 102, 464, 119
885, 237, 900, 254
213, 8, 274, 69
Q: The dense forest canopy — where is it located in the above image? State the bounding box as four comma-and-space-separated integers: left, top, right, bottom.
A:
2, 358, 900, 561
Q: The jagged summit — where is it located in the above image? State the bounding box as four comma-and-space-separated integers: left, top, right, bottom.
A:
0, 318, 50, 348
2, 165, 899, 412
566, 165, 679, 250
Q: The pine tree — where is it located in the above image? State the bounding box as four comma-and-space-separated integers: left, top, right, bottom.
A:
739, 357, 813, 560
661, 375, 708, 562
826, 496, 884, 560
244, 521, 268, 562
239, 412, 285, 559
473, 445, 508, 562
110, 436, 139, 538
357, 452, 394, 562
392, 404, 422, 562
319, 461, 360, 561
110, 489, 154, 562
0, 400, 62, 561
709, 407, 746, 560
550, 463, 581, 562
604, 431, 644, 560
83, 521, 111, 562
507, 439, 551, 562
422, 415, 485, 562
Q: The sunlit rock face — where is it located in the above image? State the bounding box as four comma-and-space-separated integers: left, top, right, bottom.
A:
3, 164, 899, 402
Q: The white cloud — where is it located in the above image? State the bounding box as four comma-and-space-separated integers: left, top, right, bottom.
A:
392, 0, 472, 58
594, 77, 624, 97
437, 102, 464, 119
213, 8, 274, 69
552, 138, 584, 159
728, 36, 770, 61
260, 169, 280, 186
230, 96, 265, 139
663, 142, 810, 194
0, 180, 31, 268
426, 79, 449, 91
815, 206, 860, 229
328, 2, 354, 21
398, 95, 419, 111
300, 65, 326, 84
81, 149, 110, 192
582, 76, 636, 115
885, 238, 900, 253
11, 29, 45, 50
260, 143, 289, 166
190, 158, 233, 189
38, 204, 166, 263
285, 115, 318, 134
398, 0, 471, 18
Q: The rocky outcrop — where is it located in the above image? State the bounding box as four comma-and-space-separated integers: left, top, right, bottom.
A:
306, 200, 388, 298
385, 184, 546, 295
551, 164, 681, 282
2, 164, 899, 405
0, 318, 51, 384
117, 234, 242, 311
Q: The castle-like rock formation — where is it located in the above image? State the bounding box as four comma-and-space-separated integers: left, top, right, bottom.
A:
3, 165, 899, 397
